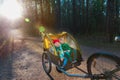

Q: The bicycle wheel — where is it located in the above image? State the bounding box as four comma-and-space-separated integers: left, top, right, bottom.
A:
87, 52, 120, 80
42, 53, 52, 74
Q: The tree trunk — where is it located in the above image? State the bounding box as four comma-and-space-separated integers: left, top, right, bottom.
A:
35, 0, 38, 22
106, 0, 115, 43
40, 0, 44, 24
58, 0, 61, 27
72, 0, 76, 34
55, 0, 61, 30
86, 0, 89, 34
115, 0, 120, 34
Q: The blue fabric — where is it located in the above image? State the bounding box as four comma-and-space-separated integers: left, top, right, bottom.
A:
59, 45, 64, 58
62, 57, 68, 67
55, 45, 78, 67
55, 45, 64, 58
64, 51, 72, 62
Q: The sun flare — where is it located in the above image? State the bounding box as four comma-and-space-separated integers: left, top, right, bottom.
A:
0, 0, 23, 20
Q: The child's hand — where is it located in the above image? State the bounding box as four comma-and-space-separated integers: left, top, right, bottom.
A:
64, 50, 67, 52
64, 50, 70, 52
61, 58, 64, 61
67, 50, 70, 52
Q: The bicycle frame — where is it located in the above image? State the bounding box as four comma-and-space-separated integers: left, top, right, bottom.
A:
55, 52, 120, 79
56, 65, 106, 79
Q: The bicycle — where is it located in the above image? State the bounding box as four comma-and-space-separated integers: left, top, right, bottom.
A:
40, 27, 120, 80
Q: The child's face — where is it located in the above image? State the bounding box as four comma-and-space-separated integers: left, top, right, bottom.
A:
59, 38, 65, 44
54, 42, 60, 47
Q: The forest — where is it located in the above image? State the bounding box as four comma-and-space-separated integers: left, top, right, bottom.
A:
0, 0, 120, 43
0, 1, 120, 80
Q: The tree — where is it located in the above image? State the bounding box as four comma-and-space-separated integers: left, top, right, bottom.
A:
17, 0, 120, 39
72, 0, 77, 33
114, 0, 120, 35
56, 0, 61, 29
106, 0, 116, 42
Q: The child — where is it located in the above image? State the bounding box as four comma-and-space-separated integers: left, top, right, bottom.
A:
59, 37, 77, 63
53, 39, 70, 68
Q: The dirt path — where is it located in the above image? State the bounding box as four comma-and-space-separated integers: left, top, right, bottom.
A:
0, 38, 119, 80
